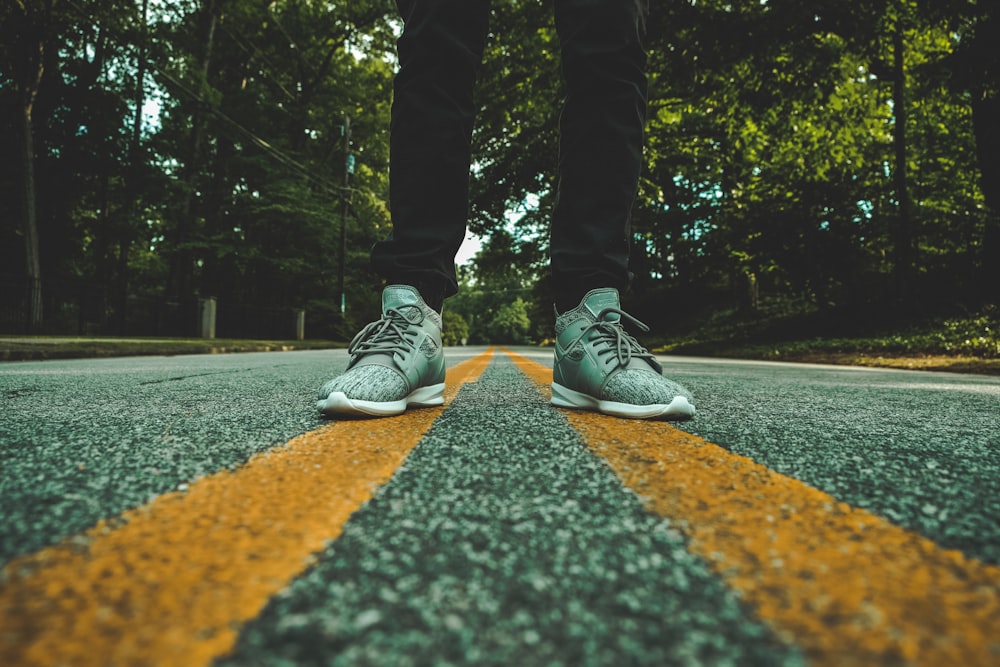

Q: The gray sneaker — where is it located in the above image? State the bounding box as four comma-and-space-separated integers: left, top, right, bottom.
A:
552, 288, 695, 420
317, 285, 446, 417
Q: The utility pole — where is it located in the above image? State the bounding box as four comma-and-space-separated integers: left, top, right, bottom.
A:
338, 115, 352, 317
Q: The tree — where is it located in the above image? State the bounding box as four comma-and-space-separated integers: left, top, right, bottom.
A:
470, 1, 561, 244
441, 310, 469, 346
485, 297, 532, 344
630, 0, 990, 319
2, 0, 55, 330
146, 0, 396, 335
3, 0, 993, 339
1, 0, 150, 332
921, 0, 1000, 303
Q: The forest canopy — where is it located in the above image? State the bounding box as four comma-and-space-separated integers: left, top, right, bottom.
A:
2, 0, 997, 341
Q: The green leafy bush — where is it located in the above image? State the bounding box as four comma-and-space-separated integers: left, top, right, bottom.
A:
441, 311, 470, 346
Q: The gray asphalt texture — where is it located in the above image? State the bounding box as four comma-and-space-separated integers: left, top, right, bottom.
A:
219, 357, 801, 667
659, 355, 1000, 564
0, 353, 338, 562
2, 346, 999, 665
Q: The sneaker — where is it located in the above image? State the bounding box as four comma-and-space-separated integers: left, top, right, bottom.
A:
552, 288, 695, 420
317, 285, 446, 417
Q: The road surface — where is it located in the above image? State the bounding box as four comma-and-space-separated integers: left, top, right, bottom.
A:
1, 346, 998, 666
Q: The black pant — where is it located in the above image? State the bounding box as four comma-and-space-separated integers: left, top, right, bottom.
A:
371, 0, 649, 312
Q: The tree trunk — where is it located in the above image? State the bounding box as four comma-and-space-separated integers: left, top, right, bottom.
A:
891, 16, 915, 305
167, 0, 218, 305
17, 3, 47, 332
737, 270, 759, 315
971, 94, 1000, 304
20, 98, 43, 332
117, 0, 150, 333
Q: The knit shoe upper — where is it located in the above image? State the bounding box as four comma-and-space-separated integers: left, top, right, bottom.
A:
317, 285, 446, 416
552, 288, 695, 420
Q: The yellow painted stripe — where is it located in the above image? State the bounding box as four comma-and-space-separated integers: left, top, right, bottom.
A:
504, 348, 1000, 666
0, 348, 495, 667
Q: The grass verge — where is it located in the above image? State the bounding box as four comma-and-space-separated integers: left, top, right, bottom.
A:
0, 336, 345, 362
649, 306, 1000, 376
660, 346, 1000, 375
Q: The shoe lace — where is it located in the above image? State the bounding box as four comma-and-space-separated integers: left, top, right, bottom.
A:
348, 305, 424, 359
565, 307, 662, 372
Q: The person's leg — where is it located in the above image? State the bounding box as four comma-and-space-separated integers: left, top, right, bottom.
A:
319, 0, 489, 417
549, 1, 694, 420
370, 0, 492, 312
551, 0, 649, 313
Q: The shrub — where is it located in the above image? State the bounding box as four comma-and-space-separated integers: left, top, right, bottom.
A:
441, 310, 470, 346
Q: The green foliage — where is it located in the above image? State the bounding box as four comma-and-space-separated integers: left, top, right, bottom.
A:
893, 308, 1000, 357
470, 0, 999, 325
470, 0, 560, 244
484, 297, 532, 345
0, 0, 397, 337
3, 0, 998, 341
441, 310, 469, 346
655, 301, 1000, 359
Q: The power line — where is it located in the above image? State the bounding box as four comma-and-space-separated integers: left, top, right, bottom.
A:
215, 20, 298, 105
62, 0, 375, 204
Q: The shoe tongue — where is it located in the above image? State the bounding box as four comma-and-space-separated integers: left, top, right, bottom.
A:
582, 288, 621, 322
382, 285, 423, 322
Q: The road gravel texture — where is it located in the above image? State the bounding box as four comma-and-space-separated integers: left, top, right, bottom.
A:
1, 346, 998, 665
0, 353, 339, 562
663, 356, 1000, 563
220, 359, 802, 667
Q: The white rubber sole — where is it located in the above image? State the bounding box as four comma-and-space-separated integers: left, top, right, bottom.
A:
317, 382, 446, 417
551, 382, 695, 420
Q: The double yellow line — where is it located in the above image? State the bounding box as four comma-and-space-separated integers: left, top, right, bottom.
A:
0, 350, 494, 667
504, 349, 1000, 666
2, 347, 998, 666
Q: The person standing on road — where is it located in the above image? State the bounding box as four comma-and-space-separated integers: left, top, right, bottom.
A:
317, 0, 695, 420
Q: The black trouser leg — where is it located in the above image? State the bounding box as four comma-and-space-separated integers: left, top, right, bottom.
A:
370, 0, 491, 311
551, 0, 649, 312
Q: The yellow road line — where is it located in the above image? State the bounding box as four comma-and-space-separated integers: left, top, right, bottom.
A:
504, 348, 1000, 666
0, 348, 495, 667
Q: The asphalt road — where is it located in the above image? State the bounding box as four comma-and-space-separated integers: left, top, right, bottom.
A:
1, 347, 998, 666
